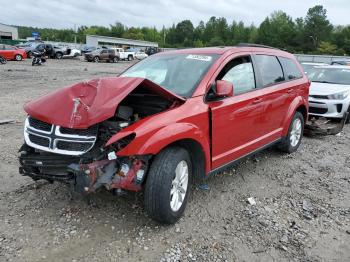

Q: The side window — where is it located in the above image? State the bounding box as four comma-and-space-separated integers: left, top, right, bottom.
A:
217, 56, 256, 95
279, 57, 303, 80
5, 45, 15, 50
101, 50, 107, 54
255, 55, 284, 87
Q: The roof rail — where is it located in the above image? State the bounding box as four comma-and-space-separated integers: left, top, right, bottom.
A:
236, 43, 280, 50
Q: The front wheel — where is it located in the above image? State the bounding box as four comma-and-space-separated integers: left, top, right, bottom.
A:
144, 147, 192, 224
93, 56, 99, 63
278, 111, 304, 153
0, 56, 6, 64
113, 57, 119, 63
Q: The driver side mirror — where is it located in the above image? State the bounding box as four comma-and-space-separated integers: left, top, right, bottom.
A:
215, 80, 233, 98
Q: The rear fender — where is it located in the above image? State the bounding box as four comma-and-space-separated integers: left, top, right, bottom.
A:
282, 96, 308, 136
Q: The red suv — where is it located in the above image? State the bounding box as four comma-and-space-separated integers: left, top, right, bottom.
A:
0, 44, 26, 61
19, 45, 309, 224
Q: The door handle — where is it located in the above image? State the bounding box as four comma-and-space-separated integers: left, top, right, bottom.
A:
287, 88, 293, 93
252, 98, 262, 104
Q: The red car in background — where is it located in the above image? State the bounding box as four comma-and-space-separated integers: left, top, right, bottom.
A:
0, 44, 27, 61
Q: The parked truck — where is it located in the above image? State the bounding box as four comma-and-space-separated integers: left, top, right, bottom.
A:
112, 48, 135, 61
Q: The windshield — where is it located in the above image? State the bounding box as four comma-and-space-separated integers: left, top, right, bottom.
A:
308, 67, 350, 85
121, 53, 219, 97
301, 64, 318, 75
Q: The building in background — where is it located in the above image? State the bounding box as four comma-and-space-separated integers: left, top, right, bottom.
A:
86, 35, 158, 49
0, 23, 18, 40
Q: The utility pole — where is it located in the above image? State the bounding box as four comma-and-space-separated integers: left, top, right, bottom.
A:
309, 35, 317, 49
74, 24, 77, 44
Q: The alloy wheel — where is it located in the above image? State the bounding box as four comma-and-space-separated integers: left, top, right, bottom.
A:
170, 160, 189, 212
290, 118, 302, 147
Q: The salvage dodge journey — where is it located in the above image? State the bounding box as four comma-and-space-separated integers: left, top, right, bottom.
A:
19, 45, 310, 224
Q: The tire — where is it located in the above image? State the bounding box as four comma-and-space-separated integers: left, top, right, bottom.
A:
345, 106, 350, 124
93, 56, 99, 63
278, 112, 304, 153
15, 54, 23, 61
113, 57, 119, 63
0, 57, 6, 64
55, 52, 63, 59
128, 55, 133, 61
144, 147, 192, 224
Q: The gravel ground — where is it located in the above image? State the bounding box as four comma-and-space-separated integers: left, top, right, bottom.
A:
0, 58, 349, 262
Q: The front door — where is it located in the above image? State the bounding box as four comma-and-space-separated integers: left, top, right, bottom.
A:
209, 54, 265, 169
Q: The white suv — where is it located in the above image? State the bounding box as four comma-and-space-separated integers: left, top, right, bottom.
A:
308, 65, 350, 121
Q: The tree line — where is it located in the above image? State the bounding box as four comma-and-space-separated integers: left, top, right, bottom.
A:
17, 5, 350, 55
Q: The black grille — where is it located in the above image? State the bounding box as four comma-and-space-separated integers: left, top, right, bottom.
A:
59, 125, 98, 136
56, 141, 93, 152
28, 134, 50, 147
310, 95, 328, 99
309, 107, 328, 114
28, 117, 52, 132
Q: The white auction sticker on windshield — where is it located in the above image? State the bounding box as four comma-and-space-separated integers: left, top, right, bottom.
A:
186, 54, 212, 61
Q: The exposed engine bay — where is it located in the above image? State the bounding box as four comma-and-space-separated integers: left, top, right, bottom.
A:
19, 81, 182, 193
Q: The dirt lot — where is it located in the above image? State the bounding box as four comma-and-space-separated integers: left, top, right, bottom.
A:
0, 58, 349, 262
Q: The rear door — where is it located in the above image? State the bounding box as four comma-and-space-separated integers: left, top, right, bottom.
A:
252, 54, 303, 135
209, 53, 266, 169
100, 50, 108, 60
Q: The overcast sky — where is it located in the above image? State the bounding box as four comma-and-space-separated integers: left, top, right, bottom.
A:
1, 0, 349, 29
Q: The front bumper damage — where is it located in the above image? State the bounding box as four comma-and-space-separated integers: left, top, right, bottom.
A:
304, 112, 349, 136
19, 144, 150, 193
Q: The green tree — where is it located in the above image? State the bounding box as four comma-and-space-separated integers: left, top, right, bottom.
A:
174, 20, 194, 46
317, 41, 338, 55
257, 11, 296, 51
303, 5, 333, 51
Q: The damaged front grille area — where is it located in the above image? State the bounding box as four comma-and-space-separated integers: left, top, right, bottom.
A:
24, 117, 98, 155
28, 117, 52, 132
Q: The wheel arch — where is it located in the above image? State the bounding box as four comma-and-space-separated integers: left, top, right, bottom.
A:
158, 138, 207, 182
282, 97, 308, 136
113, 122, 211, 177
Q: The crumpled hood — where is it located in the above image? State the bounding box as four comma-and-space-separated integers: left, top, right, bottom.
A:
310, 82, 350, 96
24, 77, 185, 129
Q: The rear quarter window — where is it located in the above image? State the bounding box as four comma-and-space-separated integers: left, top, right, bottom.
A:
279, 57, 303, 80
254, 55, 284, 87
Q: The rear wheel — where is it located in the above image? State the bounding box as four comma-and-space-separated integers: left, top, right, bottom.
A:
113, 57, 119, 63
93, 56, 99, 63
278, 112, 304, 153
55, 52, 63, 59
144, 147, 192, 224
15, 54, 23, 61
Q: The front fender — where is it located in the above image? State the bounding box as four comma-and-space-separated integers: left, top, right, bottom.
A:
282, 96, 308, 136
107, 121, 211, 173
117, 122, 210, 156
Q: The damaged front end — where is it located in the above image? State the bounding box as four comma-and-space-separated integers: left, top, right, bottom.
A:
19, 76, 184, 193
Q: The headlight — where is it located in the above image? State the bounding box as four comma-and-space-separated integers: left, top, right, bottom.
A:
327, 91, 349, 100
